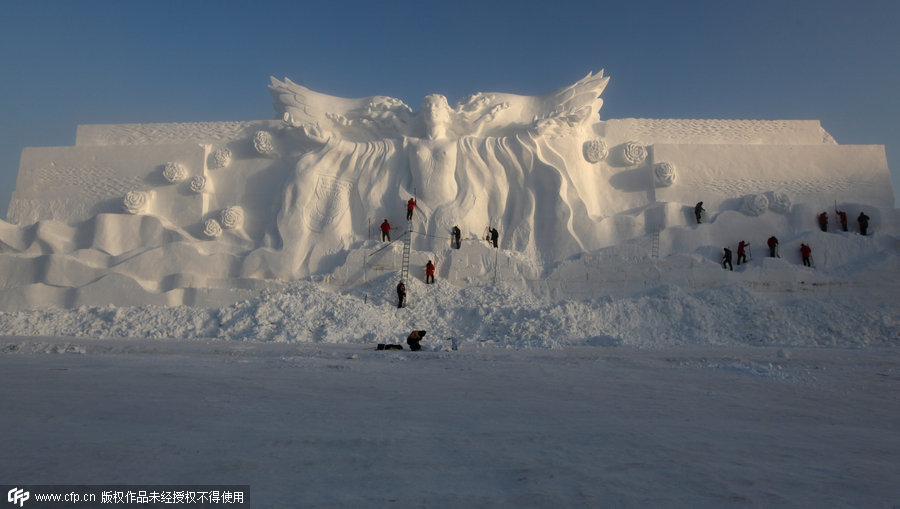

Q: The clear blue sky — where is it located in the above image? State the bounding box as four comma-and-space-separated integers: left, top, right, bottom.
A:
1, 0, 898, 214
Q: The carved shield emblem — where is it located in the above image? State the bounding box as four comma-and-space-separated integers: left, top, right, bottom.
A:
308, 175, 351, 232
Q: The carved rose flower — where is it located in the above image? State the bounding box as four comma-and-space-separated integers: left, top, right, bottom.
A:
653, 162, 676, 187
219, 206, 244, 229
768, 191, 791, 214
123, 191, 149, 214
162, 162, 188, 183
189, 175, 207, 193
211, 147, 232, 169
623, 142, 647, 165
253, 131, 275, 156
742, 194, 769, 216
202, 219, 223, 238
583, 138, 608, 163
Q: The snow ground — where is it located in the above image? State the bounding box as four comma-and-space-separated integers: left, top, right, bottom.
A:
2, 335, 899, 508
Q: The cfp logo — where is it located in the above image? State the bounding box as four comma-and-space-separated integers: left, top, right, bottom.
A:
7, 488, 29, 507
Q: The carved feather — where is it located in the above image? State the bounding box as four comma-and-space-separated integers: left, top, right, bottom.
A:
269, 77, 414, 141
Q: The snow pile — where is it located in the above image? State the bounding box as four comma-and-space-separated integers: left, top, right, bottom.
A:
1, 277, 896, 349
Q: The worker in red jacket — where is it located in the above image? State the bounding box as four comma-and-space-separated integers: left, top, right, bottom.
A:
737, 240, 749, 265
380, 219, 391, 242
818, 212, 828, 232
835, 209, 848, 232
800, 243, 812, 267
396, 280, 406, 308
407, 198, 416, 221
425, 260, 435, 284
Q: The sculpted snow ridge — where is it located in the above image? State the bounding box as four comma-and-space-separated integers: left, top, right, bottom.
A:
75, 121, 272, 146
608, 118, 835, 145
0, 70, 895, 310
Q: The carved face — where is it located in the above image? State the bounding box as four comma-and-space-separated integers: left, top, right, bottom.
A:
421, 94, 451, 133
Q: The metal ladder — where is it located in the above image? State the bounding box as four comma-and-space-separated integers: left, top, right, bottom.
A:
400, 219, 412, 286
651, 228, 660, 259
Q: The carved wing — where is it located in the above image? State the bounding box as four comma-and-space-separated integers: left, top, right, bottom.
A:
453, 70, 610, 137
269, 77, 415, 141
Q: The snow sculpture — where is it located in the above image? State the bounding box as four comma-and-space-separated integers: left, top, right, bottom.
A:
741, 193, 769, 216
202, 218, 223, 238
583, 138, 608, 163
253, 131, 276, 156
768, 191, 792, 214
219, 206, 244, 229
189, 175, 207, 193
653, 162, 676, 187
271, 71, 610, 271
162, 162, 188, 183
623, 141, 647, 165
122, 190, 150, 214
3, 68, 895, 310
210, 147, 232, 169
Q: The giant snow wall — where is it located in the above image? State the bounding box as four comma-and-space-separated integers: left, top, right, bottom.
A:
1, 74, 895, 310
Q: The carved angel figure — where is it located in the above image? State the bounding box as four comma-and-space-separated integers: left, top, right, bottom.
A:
266, 72, 610, 276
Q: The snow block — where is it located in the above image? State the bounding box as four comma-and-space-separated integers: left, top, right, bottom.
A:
652, 144, 893, 210
9, 144, 207, 227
